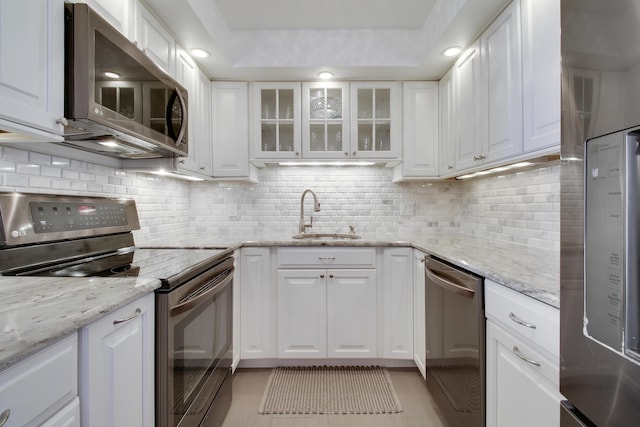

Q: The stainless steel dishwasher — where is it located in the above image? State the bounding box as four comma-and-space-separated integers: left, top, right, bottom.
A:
425, 255, 484, 427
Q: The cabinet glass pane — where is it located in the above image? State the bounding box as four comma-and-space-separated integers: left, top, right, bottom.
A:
358, 89, 373, 119
310, 124, 325, 151
375, 122, 391, 151
280, 123, 294, 152
262, 89, 276, 119
358, 123, 373, 151
309, 88, 325, 119
327, 124, 343, 152
261, 123, 277, 152
326, 88, 342, 119
279, 89, 294, 119
375, 89, 390, 119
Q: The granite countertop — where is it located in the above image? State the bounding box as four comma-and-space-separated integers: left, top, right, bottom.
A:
0, 276, 160, 371
0, 233, 558, 371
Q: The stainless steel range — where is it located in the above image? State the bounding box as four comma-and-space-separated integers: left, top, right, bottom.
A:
0, 192, 234, 427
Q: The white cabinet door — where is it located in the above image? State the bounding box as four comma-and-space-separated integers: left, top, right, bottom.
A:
84, 0, 136, 40
251, 82, 302, 160
0, 334, 77, 427
240, 247, 277, 359
212, 82, 253, 178
327, 269, 377, 358
302, 82, 350, 159
79, 293, 155, 427
350, 82, 400, 159
454, 41, 483, 172
521, 0, 561, 153
136, 5, 175, 75
486, 320, 562, 427
480, 0, 523, 164
413, 250, 426, 379
277, 269, 327, 358
439, 68, 456, 177
400, 82, 439, 177
0, 0, 64, 138
41, 397, 80, 427
382, 248, 414, 359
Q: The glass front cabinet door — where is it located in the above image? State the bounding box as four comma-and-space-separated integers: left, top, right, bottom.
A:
350, 82, 399, 159
252, 82, 301, 159
302, 82, 350, 159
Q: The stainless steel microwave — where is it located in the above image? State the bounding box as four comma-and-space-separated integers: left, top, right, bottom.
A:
63, 3, 188, 159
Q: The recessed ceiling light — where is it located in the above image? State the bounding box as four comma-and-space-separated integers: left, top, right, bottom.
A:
190, 48, 210, 58
441, 46, 462, 57
317, 71, 334, 79
104, 71, 120, 79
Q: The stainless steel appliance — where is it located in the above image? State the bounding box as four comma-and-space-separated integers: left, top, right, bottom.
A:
424, 256, 484, 427
63, 3, 188, 160
561, 0, 640, 425
0, 192, 233, 427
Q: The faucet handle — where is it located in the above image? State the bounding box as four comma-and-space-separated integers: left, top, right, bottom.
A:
349, 225, 355, 235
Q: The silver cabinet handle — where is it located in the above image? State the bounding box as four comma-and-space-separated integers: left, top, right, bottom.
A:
509, 312, 537, 329
318, 256, 336, 261
0, 409, 10, 427
512, 346, 541, 367
113, 307, 142, 325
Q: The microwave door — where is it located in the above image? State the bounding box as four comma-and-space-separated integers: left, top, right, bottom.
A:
625, 132, 640, 362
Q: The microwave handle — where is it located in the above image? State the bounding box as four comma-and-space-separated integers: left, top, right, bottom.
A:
166, 87, 187, 146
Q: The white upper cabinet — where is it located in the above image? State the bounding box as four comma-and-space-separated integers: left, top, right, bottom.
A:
212, 81, 255, 178
350, 82, 400, 159
136, 5, 176, 75
480, 0, 523, 164
84, 0, 136, 40
521, 0, 561, 153
0, 0, 65, 139
302, 82, 350, 159
398, 81, 439, 178
439, 68, 456, 177
251, 82, 302, 160
454, 40, 483, 172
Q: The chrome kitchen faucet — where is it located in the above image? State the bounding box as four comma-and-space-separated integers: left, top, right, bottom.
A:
299, 189, 321, 233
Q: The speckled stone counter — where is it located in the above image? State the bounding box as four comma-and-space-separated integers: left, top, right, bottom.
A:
0, 276, 160, 370
184, 232, 560, 309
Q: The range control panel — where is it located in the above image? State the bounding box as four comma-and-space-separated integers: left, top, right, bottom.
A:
0, 193, 140, 246
30, 202, 129, 233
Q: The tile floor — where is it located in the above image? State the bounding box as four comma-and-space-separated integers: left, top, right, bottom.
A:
221, 368, 446, 427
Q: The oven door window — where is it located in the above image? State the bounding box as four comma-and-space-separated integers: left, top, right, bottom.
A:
169, 276, 232, 426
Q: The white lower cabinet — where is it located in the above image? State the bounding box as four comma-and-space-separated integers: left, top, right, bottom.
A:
240, 247, 277, 359
412, 249, 427, 378
381, 247, 414, 359
78, 293, 155, 427
0, 334, 78, 427
276, 247, 377, 359
485, 279, 562, 427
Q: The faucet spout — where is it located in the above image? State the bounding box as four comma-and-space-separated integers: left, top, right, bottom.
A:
299, 189, 321, 233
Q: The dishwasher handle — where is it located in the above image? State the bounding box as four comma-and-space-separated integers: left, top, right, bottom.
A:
425, 262, 475, 299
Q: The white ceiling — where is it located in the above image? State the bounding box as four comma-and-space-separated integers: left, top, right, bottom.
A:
144, 0, 509, 81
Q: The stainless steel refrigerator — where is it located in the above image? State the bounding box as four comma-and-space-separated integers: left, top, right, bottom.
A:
561, 0, 640, 425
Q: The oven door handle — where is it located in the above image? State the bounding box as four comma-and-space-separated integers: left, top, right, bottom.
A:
425, 265, 475, 299
170, 272, 232, 317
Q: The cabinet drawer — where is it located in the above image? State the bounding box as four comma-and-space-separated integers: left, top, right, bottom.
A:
0, 333, 78, 427
485, 279, 559, 358
277, 247, 376, 268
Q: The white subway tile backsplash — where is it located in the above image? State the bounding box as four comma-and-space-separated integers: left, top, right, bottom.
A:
0, 146, 560, 251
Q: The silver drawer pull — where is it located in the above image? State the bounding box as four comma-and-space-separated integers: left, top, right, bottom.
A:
113, 308, 142, 325
0, 409, 10, 427
512, 346, 541, 367
318, 256, 336, 261
509, 312, 537, 329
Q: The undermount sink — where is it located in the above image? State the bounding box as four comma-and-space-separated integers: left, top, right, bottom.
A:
291, 233, 362, 240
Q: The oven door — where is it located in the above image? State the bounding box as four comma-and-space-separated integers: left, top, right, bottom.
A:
156, 257, 233, 427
